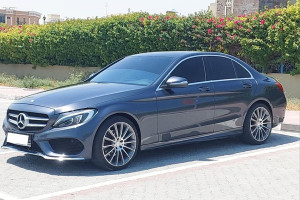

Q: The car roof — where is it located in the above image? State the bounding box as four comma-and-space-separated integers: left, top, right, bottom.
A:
129, 51, 262, 78
130, 51, 229, 59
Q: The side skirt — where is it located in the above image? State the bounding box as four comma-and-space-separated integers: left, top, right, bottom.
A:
140, 128, 243, 151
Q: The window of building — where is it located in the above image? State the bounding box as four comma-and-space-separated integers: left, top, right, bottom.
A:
226, 0, 233, 7
204, 56, 236, 80
225, 0, 233, 16
23, 18, 26, 24
170, 57, 206, 83
16, 17, 19, 25
7, 17, 11, 19
232, 61, 251, 78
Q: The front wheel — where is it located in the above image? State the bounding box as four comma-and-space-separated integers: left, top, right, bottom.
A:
92, 116, 139, 170
241, 104, 273, 145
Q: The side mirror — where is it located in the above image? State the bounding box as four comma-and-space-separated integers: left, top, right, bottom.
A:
89, 73, 96, 79
161, 76, 188, 89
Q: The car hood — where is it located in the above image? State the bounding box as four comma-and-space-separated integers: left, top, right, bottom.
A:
14, 82, 145, 113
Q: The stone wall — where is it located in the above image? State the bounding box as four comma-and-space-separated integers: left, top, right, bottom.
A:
233, 0, 259, 15
214, 0, 289, 17
267, 73, 300, 98
0, 64, 99, 81
259, 0, 288, 10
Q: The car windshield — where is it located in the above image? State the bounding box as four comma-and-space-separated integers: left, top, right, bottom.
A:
90, 55, 175, 86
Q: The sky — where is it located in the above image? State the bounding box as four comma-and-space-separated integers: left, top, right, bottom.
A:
1, 0, 215, 23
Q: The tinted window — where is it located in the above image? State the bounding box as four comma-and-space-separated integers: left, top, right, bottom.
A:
170, 57, 205, 83
91, 56, 174, 86
204, 56, 236, 80
232, 61, 251, 78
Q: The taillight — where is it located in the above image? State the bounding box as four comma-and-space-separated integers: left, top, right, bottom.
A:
276, 82, 284, 93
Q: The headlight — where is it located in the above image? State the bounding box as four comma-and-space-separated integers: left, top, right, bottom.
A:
53, 109, 97, 128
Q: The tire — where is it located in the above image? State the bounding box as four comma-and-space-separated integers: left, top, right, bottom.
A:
92, 116, 139, 170
241, 103, 273, 145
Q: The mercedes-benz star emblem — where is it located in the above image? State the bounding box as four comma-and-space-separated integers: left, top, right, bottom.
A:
17, 113, 28, 130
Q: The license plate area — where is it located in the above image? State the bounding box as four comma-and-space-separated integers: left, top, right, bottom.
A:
6, 132, 31, 147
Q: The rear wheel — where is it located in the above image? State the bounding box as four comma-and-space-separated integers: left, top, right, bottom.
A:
241, 104, 272, 145
92, 116, 139, 170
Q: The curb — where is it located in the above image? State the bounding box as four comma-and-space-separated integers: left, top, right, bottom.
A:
281, 124, 300, 132
0, 93, 23, 100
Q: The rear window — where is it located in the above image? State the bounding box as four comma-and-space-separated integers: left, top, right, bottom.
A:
232, 61, 251, 78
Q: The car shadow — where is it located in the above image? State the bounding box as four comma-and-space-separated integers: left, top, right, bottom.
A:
6, 131, 299, 176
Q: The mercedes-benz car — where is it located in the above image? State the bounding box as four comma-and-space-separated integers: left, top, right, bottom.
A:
2, 52, 286, 170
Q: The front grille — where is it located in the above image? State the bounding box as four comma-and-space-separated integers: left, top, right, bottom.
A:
7, 110, 49, 132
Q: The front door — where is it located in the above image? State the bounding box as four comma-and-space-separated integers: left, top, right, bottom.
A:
156, 56, 215, 142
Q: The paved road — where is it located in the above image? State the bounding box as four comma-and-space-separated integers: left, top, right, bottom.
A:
0, 99, 299, 200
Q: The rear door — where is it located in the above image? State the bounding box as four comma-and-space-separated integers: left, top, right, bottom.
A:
156, 56, 215, 142
204, 56, 255, 133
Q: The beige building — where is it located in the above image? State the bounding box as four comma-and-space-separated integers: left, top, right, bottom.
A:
46, 14, 61, 24
0, 8, 41, 25
209, 0, 296, 17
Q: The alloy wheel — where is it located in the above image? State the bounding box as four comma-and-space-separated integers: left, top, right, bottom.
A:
250, 107, 272, 142
102, 122, 137, 167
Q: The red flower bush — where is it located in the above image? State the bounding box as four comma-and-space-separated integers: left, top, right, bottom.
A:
0, 3, 299, 74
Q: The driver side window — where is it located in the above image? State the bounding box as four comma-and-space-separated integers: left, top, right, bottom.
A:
170, 57, 206, 83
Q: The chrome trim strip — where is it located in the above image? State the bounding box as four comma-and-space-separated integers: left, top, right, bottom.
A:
156, 54, 254, 91
1, 146, 85, 161
8, 119, 47, 127
8, 113, 18, 118
9, 113, 48, 121
27, 116, 49, 121
26, 124, 47, 127
188, 77, 253, 85
8, 118, 18, 125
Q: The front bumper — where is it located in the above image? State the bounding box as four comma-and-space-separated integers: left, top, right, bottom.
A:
2, 115, 98, 161
2, 145, 85, 161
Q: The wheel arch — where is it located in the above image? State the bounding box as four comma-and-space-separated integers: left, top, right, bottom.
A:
92, 112, 142, 152
248, 98, 273, 115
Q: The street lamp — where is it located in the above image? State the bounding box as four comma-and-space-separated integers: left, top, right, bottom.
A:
43, 15, 46, 24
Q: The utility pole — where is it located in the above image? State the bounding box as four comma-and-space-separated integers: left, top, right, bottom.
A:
105, 2, 108, 17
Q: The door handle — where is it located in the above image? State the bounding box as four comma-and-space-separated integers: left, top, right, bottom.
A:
199, 86, 210, 92
242, 83, 252, 89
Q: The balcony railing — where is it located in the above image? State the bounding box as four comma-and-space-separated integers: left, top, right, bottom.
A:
28, 11, 41, 18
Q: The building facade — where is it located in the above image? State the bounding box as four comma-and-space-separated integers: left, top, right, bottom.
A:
209, 0, 295, 17
46, 14, 61, 24
0, 8, 41, 25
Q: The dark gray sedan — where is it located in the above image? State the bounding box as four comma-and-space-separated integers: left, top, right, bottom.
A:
2, 52, 286, 170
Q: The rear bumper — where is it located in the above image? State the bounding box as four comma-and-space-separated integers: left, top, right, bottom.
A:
272, 99, 286, 128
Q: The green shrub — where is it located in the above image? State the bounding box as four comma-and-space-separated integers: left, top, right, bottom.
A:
0, 2, 299, 73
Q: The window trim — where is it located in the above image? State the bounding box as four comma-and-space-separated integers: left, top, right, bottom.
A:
156, 55, 254, 91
